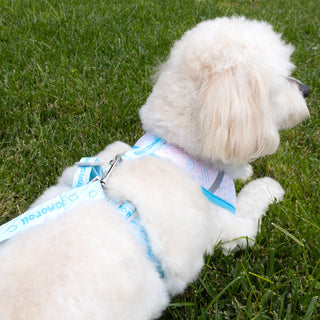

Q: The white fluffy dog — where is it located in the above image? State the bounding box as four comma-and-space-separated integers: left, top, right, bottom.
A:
0, 16, 309, 320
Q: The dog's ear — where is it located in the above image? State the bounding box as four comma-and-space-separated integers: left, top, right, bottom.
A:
198, 63, 280, 164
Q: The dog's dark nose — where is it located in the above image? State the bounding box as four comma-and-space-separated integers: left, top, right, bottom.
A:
298, 82, 310, 98
287, 77, 310, 98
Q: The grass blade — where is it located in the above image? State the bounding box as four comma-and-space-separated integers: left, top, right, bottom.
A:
271, 223, 304, 247
203, 276, 241, 315
302, 296, 318, 320
248, 272, 274, 284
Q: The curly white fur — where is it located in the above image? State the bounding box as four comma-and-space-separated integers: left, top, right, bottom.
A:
0, 16, 309, 319
140, 17, 309, 166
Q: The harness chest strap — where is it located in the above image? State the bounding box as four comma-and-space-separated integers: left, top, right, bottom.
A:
130, 133, 236, 214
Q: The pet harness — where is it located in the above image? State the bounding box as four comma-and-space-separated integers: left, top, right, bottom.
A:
131, 133, 236, 214
0, 133, 236, 278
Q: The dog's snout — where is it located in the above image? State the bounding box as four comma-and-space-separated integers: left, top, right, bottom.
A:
287, 77, 310, 98
299, 82, 310, 98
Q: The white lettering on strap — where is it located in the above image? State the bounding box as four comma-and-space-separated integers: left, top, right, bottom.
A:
0, 180, 105, 242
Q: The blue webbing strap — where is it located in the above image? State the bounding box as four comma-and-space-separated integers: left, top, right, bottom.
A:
0, 180, 106, 242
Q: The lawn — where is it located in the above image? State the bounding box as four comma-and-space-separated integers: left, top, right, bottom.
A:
0, 0, 319, 318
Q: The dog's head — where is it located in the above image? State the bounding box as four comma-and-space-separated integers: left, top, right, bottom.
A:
139, 16, 309, 165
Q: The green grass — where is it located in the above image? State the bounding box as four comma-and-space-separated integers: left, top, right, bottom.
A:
0, 0, 319, 318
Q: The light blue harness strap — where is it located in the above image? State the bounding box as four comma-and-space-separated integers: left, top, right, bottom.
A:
73, 157, 103, 188
121, 136, 165, 160
114, 201, 164, 278
201, 187, 236, 214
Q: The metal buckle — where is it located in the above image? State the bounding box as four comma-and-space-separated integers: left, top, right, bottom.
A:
100, 154, 123, 186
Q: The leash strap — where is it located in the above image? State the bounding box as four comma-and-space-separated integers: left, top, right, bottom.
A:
0, 180, 105, 243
